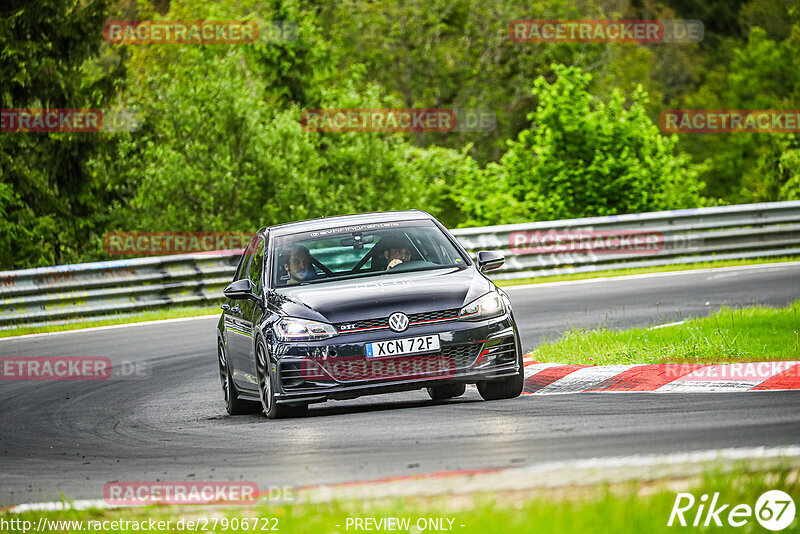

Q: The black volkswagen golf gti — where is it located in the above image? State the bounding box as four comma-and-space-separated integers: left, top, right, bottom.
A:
216, 210, 523, 418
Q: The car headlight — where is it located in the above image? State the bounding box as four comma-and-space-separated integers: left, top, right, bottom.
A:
274, 317, 338, 341
459, 292, 505, 321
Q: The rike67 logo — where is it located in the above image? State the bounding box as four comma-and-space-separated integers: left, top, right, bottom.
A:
668, 490, 796, 531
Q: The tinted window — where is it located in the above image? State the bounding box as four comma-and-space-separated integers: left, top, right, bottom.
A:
248, 238, 265, 291
272, 220, 466, 287
234, 235, 259, 281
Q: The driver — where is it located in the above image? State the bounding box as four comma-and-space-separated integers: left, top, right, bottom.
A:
279, 245, 318, 284
381, 237, 413, 270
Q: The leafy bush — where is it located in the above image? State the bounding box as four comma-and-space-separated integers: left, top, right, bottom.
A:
458, 65, 707, 225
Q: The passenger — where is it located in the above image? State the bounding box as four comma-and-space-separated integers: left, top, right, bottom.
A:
279, 245, 318, 284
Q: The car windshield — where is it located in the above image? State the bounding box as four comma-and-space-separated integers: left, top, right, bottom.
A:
271, 220, 467, 287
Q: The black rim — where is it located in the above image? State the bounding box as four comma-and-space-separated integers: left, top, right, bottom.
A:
218, 342, 230, 404
257, 345, 271, 413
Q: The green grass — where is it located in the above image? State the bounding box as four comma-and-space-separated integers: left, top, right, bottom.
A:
0, 305, 221, 338
494, 256, 800, 287
530, 299, 800, 366
2, 467, 797, 533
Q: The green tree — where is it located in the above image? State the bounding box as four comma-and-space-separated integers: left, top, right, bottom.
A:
458, 65, 706, 225
91, 42, 478, 237
674, 22, 800, 201
0, 0, 125, 268
749, 134, 800, 201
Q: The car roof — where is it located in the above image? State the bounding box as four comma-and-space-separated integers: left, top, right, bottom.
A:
263, 210, 435, 237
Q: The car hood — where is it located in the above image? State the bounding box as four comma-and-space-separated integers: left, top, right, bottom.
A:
269, 267, 493, 324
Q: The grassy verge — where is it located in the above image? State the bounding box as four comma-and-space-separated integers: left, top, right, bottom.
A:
530, 299, 800, 366
0, 305, 221, 339
494, 256, 800, 287
2, 467, 797, 533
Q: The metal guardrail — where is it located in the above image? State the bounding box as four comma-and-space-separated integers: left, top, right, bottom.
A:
0, 252, 241, 327
452, 201, 800, 280
1, 201, 799, 327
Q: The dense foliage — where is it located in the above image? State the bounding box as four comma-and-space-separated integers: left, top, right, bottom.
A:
1, 0, 798, 268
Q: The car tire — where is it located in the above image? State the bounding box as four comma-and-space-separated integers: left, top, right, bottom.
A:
218, 341, 261, 415
476, 352, 524, 401
256, 343, 308, 419
427, 382, 466, 400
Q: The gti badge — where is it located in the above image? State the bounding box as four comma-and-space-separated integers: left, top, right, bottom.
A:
388, 312, 409, 332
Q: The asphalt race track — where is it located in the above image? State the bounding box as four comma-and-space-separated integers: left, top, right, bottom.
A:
2, 263, 800, 506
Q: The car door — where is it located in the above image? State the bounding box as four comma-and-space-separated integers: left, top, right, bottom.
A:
224, 235, 259, 391
230, 236, 265, 390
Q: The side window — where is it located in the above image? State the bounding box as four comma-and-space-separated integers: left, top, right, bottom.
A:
234, 235, 259, 281
248, 238, 265, 292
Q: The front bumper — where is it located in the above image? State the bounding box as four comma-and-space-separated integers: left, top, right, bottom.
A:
269, 314, 520, 404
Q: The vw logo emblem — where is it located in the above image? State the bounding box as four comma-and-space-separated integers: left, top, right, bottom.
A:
388, 312, 409, 332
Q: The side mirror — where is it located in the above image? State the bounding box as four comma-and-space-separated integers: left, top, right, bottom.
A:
223, 278, 259, 302
476, 250, 505, 272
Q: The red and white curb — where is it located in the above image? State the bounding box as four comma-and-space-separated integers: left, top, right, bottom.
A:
522, 357, 800, 393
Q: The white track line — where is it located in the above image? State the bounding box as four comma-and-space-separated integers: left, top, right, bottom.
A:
501, 261, 800, 291
656, 381, 761, 392
649, 320, 685, 330
0, 315, 219, 342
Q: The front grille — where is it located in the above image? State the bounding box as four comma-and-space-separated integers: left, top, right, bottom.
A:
442, 344, 483, 368
487, 337, 517, 363
409, 309, 460, 323
472, 336, 517, 368
280, 343, 483, 389
336, 308, 460, 333
278, 361, 307, 388
335, 318, 386, 331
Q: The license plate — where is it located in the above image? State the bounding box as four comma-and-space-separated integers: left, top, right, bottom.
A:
365, 335, 440, 358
